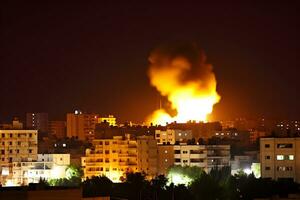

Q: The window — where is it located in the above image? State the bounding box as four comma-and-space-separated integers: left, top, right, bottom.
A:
183, 160, 188, 163
156, 134, 160, 138
277, 143, 293, 148
105, 150, 109, 154
164, 150, 168, 153
265, 144, 270, 148
175, 159, 181, 162
277, 155, 284, 160
182, 150, 188, 154
9, 150, 12, 153
289, 155, 294, 160
105, 141, 109, 145
105, 168, 109, 172
165, 159, 168, 162
265, 155, 271, 160
18, 141, 21, 145
29, 133, 32, 138
174, 150, 180, 154
105, 159, 109, 163
9, 142, 12, 145
16, 149, 19, 153
1, 134, 4, 138
265, 166, 271, 170
1, 150, 5, 154
29, 149, 32, 153
10, 134, 13, 138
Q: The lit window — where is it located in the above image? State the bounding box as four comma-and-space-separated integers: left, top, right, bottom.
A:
178, 133, 182, 136
216, 133, 219, 135
289, 155, 294, 160
164, 150, 168, 153
277, 155, 284, 160
165, 159, 168, 162
62, 143, 66, 147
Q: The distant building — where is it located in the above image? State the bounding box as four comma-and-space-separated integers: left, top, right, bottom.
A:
155, 129, 192, 145
98, 115, 117, 126
26, 113, 48, 132
260, 138, 300, 183
66, 110, 98, 141
249, 130, 267, 143
0, 129, 38, 186
49, 121, 66, 139
137, 136, 158, 179
157, 145, 174, 175
11, 154, 70, 186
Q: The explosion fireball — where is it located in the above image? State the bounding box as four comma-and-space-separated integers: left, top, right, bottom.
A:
146, 43, 220, 125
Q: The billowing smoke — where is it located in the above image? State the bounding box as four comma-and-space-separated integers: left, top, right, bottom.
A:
146, 43, 220, 125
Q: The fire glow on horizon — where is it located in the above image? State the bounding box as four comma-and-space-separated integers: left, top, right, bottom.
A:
146, 43, 221, 125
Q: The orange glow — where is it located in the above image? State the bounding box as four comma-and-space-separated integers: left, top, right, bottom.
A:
146, 48, 220, 125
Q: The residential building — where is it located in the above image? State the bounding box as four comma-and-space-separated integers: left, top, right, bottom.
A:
260, 138, 300, 183
66, 111, 98, 141
137, 136, 158, 179
157, 145, 174, 175
0, 129, 38, 186
26, 113, 48, 132
174, 144, 230, 173
49, 121, 66, 139
98, 115, 117, 126
81, 135, 138, 182
11, 154, 70, 186
155, 129, 192, 145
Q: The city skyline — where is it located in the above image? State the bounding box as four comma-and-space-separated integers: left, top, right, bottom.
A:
2, 2, 300, 123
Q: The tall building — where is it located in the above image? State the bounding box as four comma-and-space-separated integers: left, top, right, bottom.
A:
66, 111, 98, 141
137, 136, 158, 179
81, 135, 138, 182
0, 129, 38, 186
260, 138, 300, 183
26, 113, 48, 132
155, 129, 192, 145
49, 121, 66, 139
98, 115, 117, 126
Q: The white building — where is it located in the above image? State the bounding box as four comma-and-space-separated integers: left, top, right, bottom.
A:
260, 138, 300, 183
173, 144, 230, 173
155, 129, 192, 145
11, 154, 70, 186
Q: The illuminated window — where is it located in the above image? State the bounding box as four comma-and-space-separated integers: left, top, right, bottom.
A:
178, 133, 182, 136
165, 159, 168, 162
164, 150, 168, 153
289, 155, 294, 160
277, 144, 293, 148
277, 155, 284, 160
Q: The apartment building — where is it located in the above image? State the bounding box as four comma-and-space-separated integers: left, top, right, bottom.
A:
11, 154, 70, 186
98, 115, 116, 126
81, 135, 138, 182
155, 129, 192, 144
137, 136, 158, 179
173, 144, 230, 173
66, 111, 98, 141
157, 145, 175, 175
0, 129, 38, 186
260, 138, 300, 183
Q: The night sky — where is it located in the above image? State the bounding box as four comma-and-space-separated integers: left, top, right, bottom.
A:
1, 2, 300, 123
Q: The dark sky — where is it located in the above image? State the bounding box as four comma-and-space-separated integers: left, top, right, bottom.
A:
1, 2, 300, 123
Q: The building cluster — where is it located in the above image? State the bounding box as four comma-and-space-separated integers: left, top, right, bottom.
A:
1, 112, 300, 186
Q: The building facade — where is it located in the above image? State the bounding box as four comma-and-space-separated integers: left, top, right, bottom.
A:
260, 138, 300, 183
0, 130, 38, 186
26, 113, 48, 132
11, 154, 70, 186
157, 145, 175, 175
49, 121, 66, 139
98, 115, 117, 126
66, 111, 98, 141
137, 136, 158, 179
155, 129, 192, 145
81, 135, 138, 182
174, 144, 230, 173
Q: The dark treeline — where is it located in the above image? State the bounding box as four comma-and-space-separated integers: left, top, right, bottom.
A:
79, 167, 299, 200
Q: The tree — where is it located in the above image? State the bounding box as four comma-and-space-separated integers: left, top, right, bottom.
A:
82, 176, 113, 197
